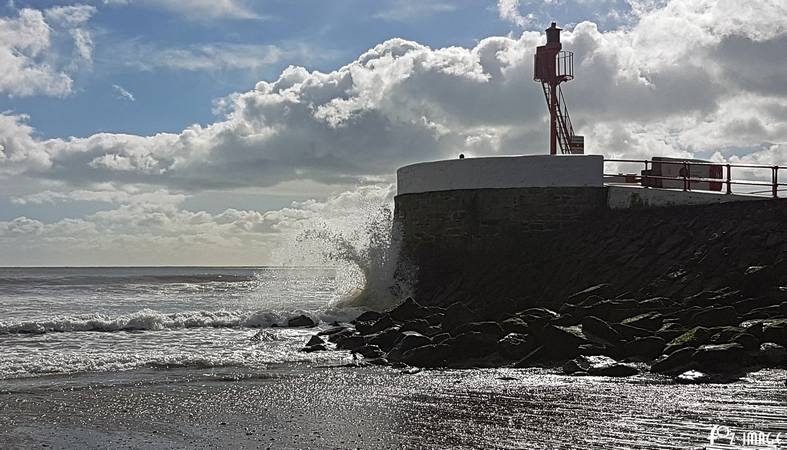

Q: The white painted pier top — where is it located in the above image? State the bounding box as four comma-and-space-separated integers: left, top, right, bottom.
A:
397, 155, 604, 195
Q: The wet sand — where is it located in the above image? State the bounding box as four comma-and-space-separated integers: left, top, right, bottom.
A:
1, 365, 786, 449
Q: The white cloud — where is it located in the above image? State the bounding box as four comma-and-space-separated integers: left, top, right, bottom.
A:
374, 0, 457, 21
99, 0, 261, 20
497, 0, 533, 28
112, 84, 135, 101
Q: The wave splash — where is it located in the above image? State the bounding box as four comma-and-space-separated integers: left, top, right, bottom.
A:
0, 307, 361, 334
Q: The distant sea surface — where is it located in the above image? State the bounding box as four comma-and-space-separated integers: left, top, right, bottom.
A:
0, 266, 352, 382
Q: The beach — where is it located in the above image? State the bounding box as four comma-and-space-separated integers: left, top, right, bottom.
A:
3, 364, 786, 449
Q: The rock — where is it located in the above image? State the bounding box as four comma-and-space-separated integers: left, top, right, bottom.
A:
623, 336, 666, 359
441, 303, 478, 332
536, 325, 588, 360
758, 342, 787, 366
423, 314, 445, 326
729, 332, 760, 351
318, 326, 349, 336
499, 317, 530, 335
762, 319, 787, 346
498, 333, 535, 360
287, 315, 317, 328
651, 347, 697, 375
400, 319, 432, 335
336, 335, 366, 351
356, 344, 384, 359
612, 323, 653, 341
366, 357, 389, 366
583, 299, 643, 323
674, 370, 714, 384
452, 321, 505, 338
691, 343, 748, 372
357, 314, 395, 335
327, 328, 355, 343
581, 316, 621, 346
443, 331, 499, 360
300, 344, 327, 353
432, 333, 451, 343
513, 345, 547, 368
655, 322, 686, 341
397, 331, 432, 353
688, 306, 739, 327
367, 327, 404, 352
568, 284, 612, 301
552, 314, 578, 326
664, 327, 712, 354
621, 312, 663, 331
400, 344, 450, 367
305, 335, 325, 347
563, 355, 638, 377
387, 297, 426, 323
353, 311, 382, 323
577, 343, 617, 357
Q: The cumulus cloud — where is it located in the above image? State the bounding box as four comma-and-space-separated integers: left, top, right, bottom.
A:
497, 0, 533, 28
1, 0, 786, 264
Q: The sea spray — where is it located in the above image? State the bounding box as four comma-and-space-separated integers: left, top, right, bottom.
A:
271, 185, 414, 312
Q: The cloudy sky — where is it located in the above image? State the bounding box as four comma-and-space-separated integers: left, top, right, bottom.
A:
0, 0, 785, 266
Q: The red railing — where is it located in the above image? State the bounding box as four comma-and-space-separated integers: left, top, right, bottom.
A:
604, 159, 787, 198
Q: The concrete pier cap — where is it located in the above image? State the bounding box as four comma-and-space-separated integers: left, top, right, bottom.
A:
396, 154, 603, 195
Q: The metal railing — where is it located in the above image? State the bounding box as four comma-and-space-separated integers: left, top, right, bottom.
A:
603, 159, 787, 198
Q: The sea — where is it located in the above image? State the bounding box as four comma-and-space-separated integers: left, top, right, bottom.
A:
0, 266, 355, 382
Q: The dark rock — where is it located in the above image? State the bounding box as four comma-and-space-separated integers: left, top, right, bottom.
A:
621, 312, 663, 331
762, 319, 787, 346
655, 322, 686, 341
536, 325, 588, 360
651, 347, 697, 375
563, 355, 638, 377
551, 314, 579, 326
305, 335, 325, 347
584, 299, 643, 323
688, 306, 739, 327
581, 316, 622, 346
664, 327, 713, 354
423, 314, 445, 326
336, 335, 366, 351
400, 319, 433, 335
499, 317, 529, 335
387, 297, 426, 323
357, 314, 395, 335
432, 332, 451, 344
441, 303, 478, 332
745, 305, 784, 320
758, 342, 787, 366
443, 331, 499, 359
397, 331, 432, 353
318, 326, 348, 336
452, 321, 504, 338
327, 328, 355, 343
400, 344, 450, 367
356, 344, 384, 359
578, 343, 617, 357
568, 284, 612, 301
729, 332, 760, 351
367, 327, 403, 352
366, 357, 389, 366
623, 336, 666, 359
691, 343, 747, 372
353, 311, 382, 323
498, 333, 535, 360
287, 315, 317, 328
513, 345, 547, 368
612, 323, 653, 341
300, 344, 327, 353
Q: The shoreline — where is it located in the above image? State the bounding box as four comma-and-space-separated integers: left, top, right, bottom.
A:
2, 364, 786, 449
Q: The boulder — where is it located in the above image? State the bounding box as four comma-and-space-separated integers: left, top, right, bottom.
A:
400, 319, 433, 335
356, 344, 384, 359
336, 335, 366, 351
655, 322, 686, 341
498, 333, 535, 360
400, 344, 450, 368
651, 347, 697, 375
762, 319, 787, 346
300, 344, 327, 353
664, 327, 713, 354
287, 315, 317, 328
432, 333, 451, 344
367, 327, 404, 352
423, 314, 445, 326
536, 325, 588, 360
581, 316, 622, 346
317, 326, 349, 336
688, 306, 739, 327
613, 323, 653, 341
513, 345, 547, 368
443, 331, 499, 360
577, 343, 618, 357
758, 342, 787, 366
691, 343, 748, 372
623, 336, 666, 359
563, 355, 638, 377
441, 303, 478, 332
729, 332, 760, 351
499, 317, 530, 335
387, 297, 426, 323
305, 335, 325, 347
353, 311, 382, 323
452, 321, 505, 339
357, 314, 395, 335
397, 331, 432, 353
674, 370, 714, 384
327, 328, 355, 343
621, 312, 664, 331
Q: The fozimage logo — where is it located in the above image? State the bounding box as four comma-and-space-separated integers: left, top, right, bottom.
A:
708, 424, 784, 449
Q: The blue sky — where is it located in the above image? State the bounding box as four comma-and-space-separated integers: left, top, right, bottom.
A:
0, 0, 784, 265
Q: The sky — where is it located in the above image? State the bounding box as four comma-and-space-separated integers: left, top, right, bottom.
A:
0, 0, 785, 266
